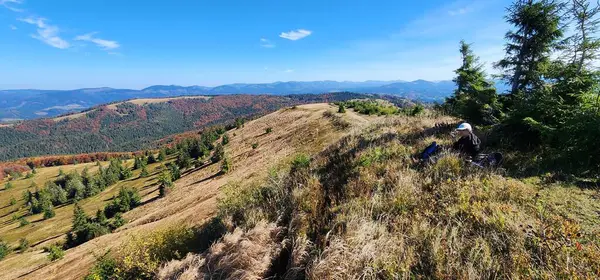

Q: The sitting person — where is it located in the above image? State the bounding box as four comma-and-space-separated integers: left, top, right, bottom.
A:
452, 123, 481, 160
419, 122, 481, 162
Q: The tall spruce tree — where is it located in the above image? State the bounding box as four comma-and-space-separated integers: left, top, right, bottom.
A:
445, 40, 501, 125
564, 0, 600, 73
496, 0, 563, 99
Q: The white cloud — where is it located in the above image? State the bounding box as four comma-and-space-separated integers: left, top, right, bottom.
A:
18, 16, 70, 49
75, 32, 120, 50
279, 29, 312, 41
448, 7, 470, 16
0, 0, 24, 12
9, 24, 17, 30
284, 69, 294, 73
260, 38, 275, 48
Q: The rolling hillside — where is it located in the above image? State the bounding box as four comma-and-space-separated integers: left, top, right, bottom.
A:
0, 103, 598, 279
0, 93, 374, 161
0, 80, 457, 121
0, 103, 375, 279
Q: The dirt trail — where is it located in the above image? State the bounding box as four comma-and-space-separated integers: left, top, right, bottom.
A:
2, 103, 376, 280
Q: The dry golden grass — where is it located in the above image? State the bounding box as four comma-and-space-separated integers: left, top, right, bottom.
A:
190, 113, 600, 280
106, 96, 211, 110
0, 103, 370, 280
158, 221, 283, 280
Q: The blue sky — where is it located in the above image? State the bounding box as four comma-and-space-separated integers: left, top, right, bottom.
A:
0, 0, 512, 89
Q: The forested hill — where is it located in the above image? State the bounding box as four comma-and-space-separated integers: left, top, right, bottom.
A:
0, 93, 380, 161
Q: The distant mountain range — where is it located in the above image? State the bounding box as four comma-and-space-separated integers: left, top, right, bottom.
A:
0, 79, 505, 122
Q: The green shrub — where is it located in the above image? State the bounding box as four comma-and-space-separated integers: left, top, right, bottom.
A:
358, 147, 385, 167
18, 238, 29, 252
338, 103, 346, 113
410, 104, 424, 116
19, 217, 30, 227
222, 133, 230, 145
104, 187, 142, 218
169, 164, 181, 181
251, 143, 259, 149
211, 144, 225, 163
0, 239, 9, 260
45, 244, 65, 261
85, 255, 117, 280
9, 197, 16, 206
158, 171, 173, 198
43, 206, 56, 219
157, 149, 167, 161
111, 213, 126, 228
345, 99, 400, 115
95, 221, 224, 280
140, 166, 149, 178
292, 154, 311, 170
25, 172, 34, 179
221, 156, 232, 174
4, 182, 13, 190
265, 127, 273, 134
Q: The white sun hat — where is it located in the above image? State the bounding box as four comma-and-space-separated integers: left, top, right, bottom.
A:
456, 123, 472, 132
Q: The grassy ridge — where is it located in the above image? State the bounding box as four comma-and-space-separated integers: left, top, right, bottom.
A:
148, 114, 600, 279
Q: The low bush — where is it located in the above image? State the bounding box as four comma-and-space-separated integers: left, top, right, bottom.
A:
45, 244, 65, 261
18, 217, 30, 227
18, 238, 29, 253
85, 218, 226, 279
0, 239, 9, 260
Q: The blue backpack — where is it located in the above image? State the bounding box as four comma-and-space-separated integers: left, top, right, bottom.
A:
420, 142, 439, 160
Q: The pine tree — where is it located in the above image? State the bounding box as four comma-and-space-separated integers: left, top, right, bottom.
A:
66, 177, 86, 201
140, 166, 149, 178
43, 206, 55, 220
147, 154, 157, 164
72, 204, 89, 233
177, 151, 193, 170
496, 0, 563, 99
120, 167, 133, 180
564, 0, 600, 73
157, 149, 167, 161
221, 156, 232, 174
222, 134, 230, 145
96, 209, 108, 226
169, 164, 181, 181
211, 144, 224, 163
158, 171, 173, 197
445, 40, 501, 125
46, 182, 68, 205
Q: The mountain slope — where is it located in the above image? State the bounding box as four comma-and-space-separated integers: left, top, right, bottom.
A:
0, 93, 372, 161
0, 103, 374, 280
155, 112, 600, 279
2, 105, 599, 279
0, 80, 453, 121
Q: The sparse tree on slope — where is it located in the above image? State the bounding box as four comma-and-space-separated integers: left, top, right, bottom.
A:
211, 144, 224, 163
445, 40, 501, 125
